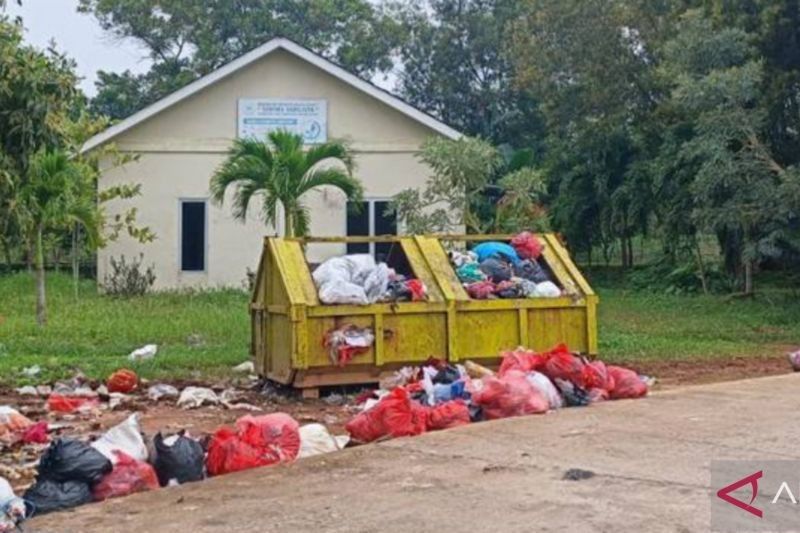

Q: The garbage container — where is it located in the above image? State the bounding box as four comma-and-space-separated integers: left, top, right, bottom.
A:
251, 234, 597, 394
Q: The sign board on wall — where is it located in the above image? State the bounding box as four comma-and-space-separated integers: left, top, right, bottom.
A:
238, 99, 328, 144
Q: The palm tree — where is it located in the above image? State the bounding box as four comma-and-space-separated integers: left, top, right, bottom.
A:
210, 131, 363, 237
19, 150, 100, 326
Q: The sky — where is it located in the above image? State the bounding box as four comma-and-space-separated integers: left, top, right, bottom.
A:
5, 0, 151, 96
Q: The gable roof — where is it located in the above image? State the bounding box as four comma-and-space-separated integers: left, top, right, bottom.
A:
82, 37, 462, 153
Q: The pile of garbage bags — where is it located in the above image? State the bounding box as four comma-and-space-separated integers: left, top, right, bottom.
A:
313, 254, 427, 305
345, 343, 649, 444
451, 232, 561, 300
2, 410, 349, 523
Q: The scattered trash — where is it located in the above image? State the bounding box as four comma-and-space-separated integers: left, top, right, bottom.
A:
107, 369, 138, 394
563, 468, 595, 481
324, 325, 375, 366
92, 451, 159, 502
177, 387, 220, 409
207, 414, 300, 476
15, 386, 38, 396
232, 361, 255, 373
147, 384, 179, 402
426, 400, 471, 430
219, 389, 262, 411
46, 393, 100, 414
91, 414, 148, 464
152, 432, 205, 486
21, 365, 41, 378
298, 424, 349, 458
788, 350, 800, 371
21, 421, 49, 445
464, 360, 494, 379
128, 344, 158, 362
526, 372, 564, 410
0, 477, 25, 532
0, 407, 33, 444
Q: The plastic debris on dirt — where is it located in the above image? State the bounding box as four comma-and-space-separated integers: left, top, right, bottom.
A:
0, 476, 25, 532
343, 343, 650, 444
128, 344, 158, 362
106, 369, 138, 394
324, 325, 375, 366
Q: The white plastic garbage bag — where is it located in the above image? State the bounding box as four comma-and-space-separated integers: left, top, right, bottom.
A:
298, 424, 350, 458
526, 372, 563, 409
232, 361, 255, 373
147, 384, 179, 401
532, 281, 561, 298
177, 387, 219, 409
91, 414, 148, 463
318, 281, 369, 305
128, 344, 158, 361
363, 263, 392, 303
0, 477, 25, 533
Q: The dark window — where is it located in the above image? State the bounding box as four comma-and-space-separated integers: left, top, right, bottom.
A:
181, 201, 206, 271
346, 201, 369, 254
374, 201, 397, 262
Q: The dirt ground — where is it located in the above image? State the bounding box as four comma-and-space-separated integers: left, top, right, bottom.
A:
28, 372, 800, 533
1, 354, 792, 495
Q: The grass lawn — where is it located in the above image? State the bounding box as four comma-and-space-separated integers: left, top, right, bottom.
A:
1, 270, 798, 385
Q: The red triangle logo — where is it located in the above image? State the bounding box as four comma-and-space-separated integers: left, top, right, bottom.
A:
717, 470, 763, 518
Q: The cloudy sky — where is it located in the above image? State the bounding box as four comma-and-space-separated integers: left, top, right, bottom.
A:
6, 0, 150, 96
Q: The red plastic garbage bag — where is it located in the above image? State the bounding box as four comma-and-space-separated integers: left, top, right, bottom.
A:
406, 279, 427, 301
511, 232, 543, 260
580, 360, 614, 391
541, 344, 584, 384
426, 400, 470, 431
466, 281, 496, 300
107, 369, 138, 394
46, 394, 100, 414
206, 427, 265, 476
206, 413, 301, 476
608, 366, 648, 399
345, 388, 428, 443
498, 348, 546, 377
21, 421, 49, 444
93, 451, 159, 501
0, 406, 33, 444
472, 371, 548, 420
235, 414, 301, 463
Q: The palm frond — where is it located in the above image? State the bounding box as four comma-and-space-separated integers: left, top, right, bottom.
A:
298, 168, 364, 202
304, 142, 354, 174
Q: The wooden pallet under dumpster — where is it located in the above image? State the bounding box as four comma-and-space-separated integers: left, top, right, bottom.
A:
250, 234, 598, 394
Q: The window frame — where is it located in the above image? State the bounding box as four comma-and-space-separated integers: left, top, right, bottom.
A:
178, 198, 209, 274
345, 197, 397, 256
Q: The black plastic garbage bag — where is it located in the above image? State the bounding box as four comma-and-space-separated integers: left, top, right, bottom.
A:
24, 479, 92, 516
385, 279, 412, 302
479, 258, 512, 283
514, 260, 549, 284
433, 365, 461, 385
153, 432, 205, 486
38, 438, 112, 484
554, 379, 591, 407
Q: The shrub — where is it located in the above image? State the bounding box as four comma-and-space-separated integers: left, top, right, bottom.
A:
102, 255, 156, 297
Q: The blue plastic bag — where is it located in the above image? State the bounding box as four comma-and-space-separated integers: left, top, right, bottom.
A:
472, 242, 520, 265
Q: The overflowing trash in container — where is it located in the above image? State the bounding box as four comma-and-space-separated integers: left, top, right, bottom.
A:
451, 232, 563, 299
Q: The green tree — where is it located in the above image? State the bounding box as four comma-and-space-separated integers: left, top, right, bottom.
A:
393, 0, 544, 146
210, 131, 363, 238
79, 0, 403, 119
663, 11, 800, 294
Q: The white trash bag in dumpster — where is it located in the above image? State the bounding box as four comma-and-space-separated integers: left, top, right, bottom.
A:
313, 254, 392, 305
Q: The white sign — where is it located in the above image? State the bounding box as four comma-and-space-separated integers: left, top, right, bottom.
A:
238, 99, 327, 144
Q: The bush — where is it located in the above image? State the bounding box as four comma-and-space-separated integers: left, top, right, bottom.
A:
628, 261, 735, 294
102, 255, 156, 297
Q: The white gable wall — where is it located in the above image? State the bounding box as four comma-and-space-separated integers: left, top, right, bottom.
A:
98, 49, 446, 289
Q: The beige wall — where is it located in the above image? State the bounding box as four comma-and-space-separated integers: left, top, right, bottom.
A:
98, 49, 442, 289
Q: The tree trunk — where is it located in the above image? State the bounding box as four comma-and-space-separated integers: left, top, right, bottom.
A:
284, 209, 295, 238
72, 224, 80, 299
744, 260, 754, 295
34, 226, 47, 327
693, 237, 709, 295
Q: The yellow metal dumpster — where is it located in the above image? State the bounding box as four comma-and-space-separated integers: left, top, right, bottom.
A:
250, 234, 597, 394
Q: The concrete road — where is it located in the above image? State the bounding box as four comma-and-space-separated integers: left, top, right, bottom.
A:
29, 374, 800, 533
